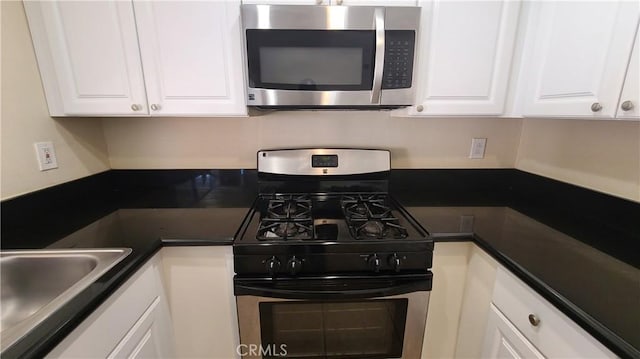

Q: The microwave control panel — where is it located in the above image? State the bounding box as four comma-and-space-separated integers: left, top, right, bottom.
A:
382, 31, 416, 90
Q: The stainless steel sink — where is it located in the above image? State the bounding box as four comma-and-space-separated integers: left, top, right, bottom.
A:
0, 248, 132, 352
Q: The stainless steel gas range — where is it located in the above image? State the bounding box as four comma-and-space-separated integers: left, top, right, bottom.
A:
233, 149, 433, 359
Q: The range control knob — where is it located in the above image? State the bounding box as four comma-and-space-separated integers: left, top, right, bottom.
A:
389, 253, 402, 272
287, 256, 303, 275
265, 256, 281, 277
368, 254, 381, 273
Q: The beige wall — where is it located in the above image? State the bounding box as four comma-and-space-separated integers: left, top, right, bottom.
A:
0, 1, 110, 200
103, 113, 522, 169
2, 1, 639, 205
516, 119, 640, 202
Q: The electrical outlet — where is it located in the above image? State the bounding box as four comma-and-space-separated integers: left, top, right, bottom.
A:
469, 138, 487, 159
34, 141, 58, 171
459, 215, 475, 233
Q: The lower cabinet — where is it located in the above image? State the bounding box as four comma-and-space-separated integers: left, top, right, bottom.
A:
482, 304, 544, 359
422, 242, 499, 358
46, 254, 175, 358
160, 246, 239, 358
422, 242, 616, 359
485, 267, 615, 359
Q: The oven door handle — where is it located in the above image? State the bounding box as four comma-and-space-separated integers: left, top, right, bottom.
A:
234, 275, 432, 300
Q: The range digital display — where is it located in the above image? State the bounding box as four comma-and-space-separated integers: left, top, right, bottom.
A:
312, 154, 338, 168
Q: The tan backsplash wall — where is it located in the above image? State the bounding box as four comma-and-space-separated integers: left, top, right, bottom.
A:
3, 2, 639, 204
102, 112, 522, 170
516, 119, 640, 202
0, 2, 110, 200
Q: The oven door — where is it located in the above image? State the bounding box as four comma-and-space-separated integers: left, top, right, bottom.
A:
235, 274, 431, 358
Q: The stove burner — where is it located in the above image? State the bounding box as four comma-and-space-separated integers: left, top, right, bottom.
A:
257, 220, 313, 240
267, 195, 312, 220
360, 220, 385, 237
342, 194, 409, 240
342, 194, 391, 218
275, 222, 298, 237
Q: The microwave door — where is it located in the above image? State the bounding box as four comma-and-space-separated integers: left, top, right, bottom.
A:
243, 5, 384, 107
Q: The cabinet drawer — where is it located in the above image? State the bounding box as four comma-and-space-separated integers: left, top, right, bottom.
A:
492, 267, 615, 358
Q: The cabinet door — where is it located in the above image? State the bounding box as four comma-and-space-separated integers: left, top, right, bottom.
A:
481, 305, 545, 359
616, 23, 640, 120
520, 1, 640, 118
108, 297, 174, 358
46, 255, 175, 358
133, 0, 247, 116
24, 1, 148, 116
410, 0, 520, 116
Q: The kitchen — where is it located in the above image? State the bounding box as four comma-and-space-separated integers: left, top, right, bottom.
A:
1, 0, 639, 358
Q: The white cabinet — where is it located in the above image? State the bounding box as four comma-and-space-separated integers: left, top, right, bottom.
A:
519, 1, 640, 119
419, 241, 500, 359
482, 267, 616, 359
160, 246, 239, 358
25, 0, 247, 117
481, 305, 545, 359
46, 254, 175, 358
421, 242, 473, 358
616, 23, 640, 120
23, 1, 147, 116
133, 1, 247, 116
410, 0, 521, 116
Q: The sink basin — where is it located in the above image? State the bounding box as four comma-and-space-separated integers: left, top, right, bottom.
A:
0, 248, 132, 352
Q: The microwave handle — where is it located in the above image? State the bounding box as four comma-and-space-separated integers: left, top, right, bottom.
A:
371, 8, 385, 104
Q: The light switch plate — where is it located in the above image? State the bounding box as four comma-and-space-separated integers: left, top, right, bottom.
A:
34, 141, 58, 171
469, 138, 487, 159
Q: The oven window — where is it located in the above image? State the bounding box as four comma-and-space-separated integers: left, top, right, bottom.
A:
259, 299, 408, 358
246, 30, 375, 91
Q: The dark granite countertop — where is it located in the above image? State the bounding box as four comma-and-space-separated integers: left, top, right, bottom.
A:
1, 169, 638, 358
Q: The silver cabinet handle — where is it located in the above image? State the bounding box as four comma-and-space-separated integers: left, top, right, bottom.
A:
528, 314, 540, 327
150, 104, 161, 111
416, 105, 424, 112
590, 102, 602, 112
131, 104, 142, 111
621, 100, 634, 111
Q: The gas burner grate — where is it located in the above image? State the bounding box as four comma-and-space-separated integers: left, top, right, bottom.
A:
266, 194, 312, 220
342, 194, 392, 219
341, 194, 408, 240
257, 195, 314, 240
257, 219, 314, 241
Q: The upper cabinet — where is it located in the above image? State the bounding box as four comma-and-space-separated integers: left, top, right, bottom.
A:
518, 1, 640, 119
25, 0, 247, 117
409, 0, 521, 116
616, 23, 640, 120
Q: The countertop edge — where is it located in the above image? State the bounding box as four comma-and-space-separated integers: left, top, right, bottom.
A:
433, 236, 639, 359
2, 239, 233, 359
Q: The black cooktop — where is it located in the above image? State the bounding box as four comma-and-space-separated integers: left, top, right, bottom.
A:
237, 193, 429, 245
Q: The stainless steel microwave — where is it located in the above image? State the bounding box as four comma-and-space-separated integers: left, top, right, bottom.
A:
241, 5, 420, 108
